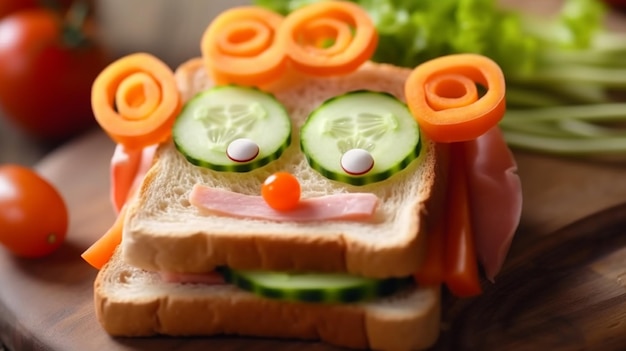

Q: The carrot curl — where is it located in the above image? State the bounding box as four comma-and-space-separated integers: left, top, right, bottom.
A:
278, 1, 378, 77
201, 6, 287, 86
91, 53, 181, 149
404, 54, 506, 143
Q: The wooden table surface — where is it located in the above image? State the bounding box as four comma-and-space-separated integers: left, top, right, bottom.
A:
2, 1, 626, 350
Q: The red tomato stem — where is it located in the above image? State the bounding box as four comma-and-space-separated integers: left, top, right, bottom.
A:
61, 0, 90, 47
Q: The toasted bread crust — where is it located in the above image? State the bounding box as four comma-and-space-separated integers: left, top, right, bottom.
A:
95, 249, 441, 350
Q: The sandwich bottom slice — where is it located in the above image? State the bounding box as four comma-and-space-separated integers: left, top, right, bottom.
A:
95, 248, 441, 350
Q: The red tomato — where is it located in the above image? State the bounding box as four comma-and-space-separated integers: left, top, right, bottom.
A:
0, 164, 68, 258
0, 8, 110, 142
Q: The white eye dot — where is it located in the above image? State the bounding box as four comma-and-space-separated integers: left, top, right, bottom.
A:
341, 148, 374, 175
227, 138, 259, 163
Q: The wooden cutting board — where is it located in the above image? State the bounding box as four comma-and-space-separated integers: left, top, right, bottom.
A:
2, 130, 626, 351
437, 203, 626, 351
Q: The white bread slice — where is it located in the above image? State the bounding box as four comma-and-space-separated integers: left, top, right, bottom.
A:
95, 247, 441, 350
121, 58, 438, 278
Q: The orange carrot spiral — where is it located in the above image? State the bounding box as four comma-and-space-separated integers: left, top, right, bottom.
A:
200, 6, 287, 86
91, 53, 181, 149
277, 1, 378, 76
404, 54, 506, 143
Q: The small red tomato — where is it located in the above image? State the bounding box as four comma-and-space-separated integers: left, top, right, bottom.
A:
0, 8, 110, 142
0, 164, 68, 258
261, 172, 301, 211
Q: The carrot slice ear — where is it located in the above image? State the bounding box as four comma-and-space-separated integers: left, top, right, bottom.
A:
201, 6, 287, 86
404, 54, 506, 143
81, 205, 127, 270
91, 53, 181, 149
278, 1, 378, 76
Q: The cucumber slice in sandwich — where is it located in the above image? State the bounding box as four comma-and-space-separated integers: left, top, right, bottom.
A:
300, 91, 422, 185
219, 267, 413, 303
173, 86, 291, 172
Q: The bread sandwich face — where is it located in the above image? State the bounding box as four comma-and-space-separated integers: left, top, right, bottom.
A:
89, 2, 520, 350
94, 58, 442, 350
121, 58, 437, 279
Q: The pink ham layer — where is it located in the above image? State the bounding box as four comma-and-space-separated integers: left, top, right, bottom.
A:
160, 271, 226, 285
463, 127, 522, 282
109, 144, 158, 214
189, 184, 379, 222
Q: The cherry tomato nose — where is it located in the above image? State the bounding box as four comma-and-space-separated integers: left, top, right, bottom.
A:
261, 172, 301, 211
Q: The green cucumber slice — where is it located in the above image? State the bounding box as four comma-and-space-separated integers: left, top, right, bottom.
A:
300, 91, 422, 185
219, 267, 413, 303
173, 86, 291, 172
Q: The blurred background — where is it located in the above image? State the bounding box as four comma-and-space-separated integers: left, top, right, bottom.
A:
0, 0, 249, 166
0, 0, 624, 166
96, 0, 249, 68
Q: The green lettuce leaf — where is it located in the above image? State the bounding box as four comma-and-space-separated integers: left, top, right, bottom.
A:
253, 0, 605, 77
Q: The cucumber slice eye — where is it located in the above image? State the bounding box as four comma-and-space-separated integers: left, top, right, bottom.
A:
219, 267, 413, 303
173, 86, 291, 172
300, 91, 422, 185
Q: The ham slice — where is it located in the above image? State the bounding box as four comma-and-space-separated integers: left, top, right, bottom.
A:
110, 144, 158, 213
160, 271, 226, 285
463, 127, 522, 281
189, 184, 379, 222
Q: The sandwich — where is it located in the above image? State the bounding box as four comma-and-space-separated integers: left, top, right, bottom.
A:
84, 1, 522, 350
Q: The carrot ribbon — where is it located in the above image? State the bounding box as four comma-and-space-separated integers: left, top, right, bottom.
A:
81, 205, 127, 270
91, 53, 181, 150
443, 143, 482, 297
414, 202, 446, 286
414, 143, 483, 297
